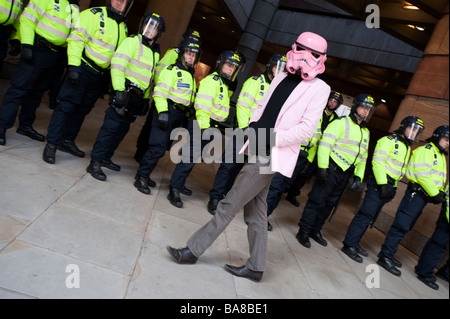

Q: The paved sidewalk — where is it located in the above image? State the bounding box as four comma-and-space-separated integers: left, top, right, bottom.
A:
0, 79, 448, 299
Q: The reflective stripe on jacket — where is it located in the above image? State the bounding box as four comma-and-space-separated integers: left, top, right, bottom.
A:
67, 7, 127, 70
153, 63, 196, 113
318, 115, 370, 180
195, 72, 230, 129
20, 0, 78, 46
0, 0, 23, 40
236, 74, 270, 129
406, 142, 447, 197
111, 34, 159, 99
372, 134, 411, 187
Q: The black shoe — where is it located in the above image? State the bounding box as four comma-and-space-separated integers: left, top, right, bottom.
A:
168, 187, 183, 208
100, 159, 121, 172
356, 245, 369, 257
180, 186, 192, 196
341, 246, 363, 263
296, 230, 311, 248
166, 246, 198, 264
207, 198, 219, 215
0, 128, 6, 146
224, 264, 263, 282
286, 193, 299, 207
49, 96, 58, 110
377, 252, 402, 268
134, 174, 151, 195
87, 160, 107, 181
267, 221, 273, 231
417, 275, 439, 290
310, 230, 327, 246
148, 178, 156, 188
377, 255, 401, 276
43, 143, 57, 164
436, 266, 449, 283
16, 125, 45, 142
58, 140, 85, 158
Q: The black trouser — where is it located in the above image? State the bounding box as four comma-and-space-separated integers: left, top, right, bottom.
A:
343, 175, 396, 247
287, 156, 317, 199
90, 92, 144, 162
46, 62, 108, 145
169, 116, 217, 190
415, 204, 449, 277
137, 102, 187, 177
298, 160, 353, 233
266, 150, 309, 216
0, 45, 66, 129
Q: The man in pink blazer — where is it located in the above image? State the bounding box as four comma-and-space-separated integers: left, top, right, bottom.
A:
166, 32, 331, 282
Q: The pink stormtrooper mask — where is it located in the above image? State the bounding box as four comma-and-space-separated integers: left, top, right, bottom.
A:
286, 32, 328, 80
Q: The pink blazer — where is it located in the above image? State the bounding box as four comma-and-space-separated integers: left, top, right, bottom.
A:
240, 72, 330, 178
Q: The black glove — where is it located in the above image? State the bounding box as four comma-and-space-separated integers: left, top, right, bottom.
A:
67, 66, 81, 86
138, 99, 150, 116
316, 168, 328, 183
21, 44, 33, 60
114, 91, 129, 108
158, 111, 169, 130
348, 176, 362, 191
431, 191, 446, 204
8, 39, 21, 56
379, 184, 393, 200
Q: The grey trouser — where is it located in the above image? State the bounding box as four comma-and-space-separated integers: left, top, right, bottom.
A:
187, 158, 275, 271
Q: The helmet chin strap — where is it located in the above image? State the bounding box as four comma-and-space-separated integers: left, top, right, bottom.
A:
356, 113, 366, 121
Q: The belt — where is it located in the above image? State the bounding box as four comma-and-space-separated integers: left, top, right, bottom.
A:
408, 182, 430, 201
330, 159, 354, 174
82, 50, 106, 74
35, 34, 64, 52
172, 103, 186, 112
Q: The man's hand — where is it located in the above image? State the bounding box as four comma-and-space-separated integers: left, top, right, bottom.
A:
67, 66, 81, 86
431, 191, 446, 204
348, 176, 361, 191
21, 44, 33, 60
316, 168, 328, 183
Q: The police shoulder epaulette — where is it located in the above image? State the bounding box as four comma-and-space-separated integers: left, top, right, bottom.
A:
387, 134, 395, 140
167, 64, 175, 70
213, 75, 220, 81
425, 144, 432, 149
252, 75, 259, 80
90, 7, 102, 14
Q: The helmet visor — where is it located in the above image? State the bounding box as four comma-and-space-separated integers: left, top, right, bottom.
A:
271, 60, 286, 78
405, 123, 424, 143
141, 17, 162, 40
108, 0, 134, 17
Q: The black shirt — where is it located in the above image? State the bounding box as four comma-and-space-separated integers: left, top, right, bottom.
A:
249, 73, 303, 155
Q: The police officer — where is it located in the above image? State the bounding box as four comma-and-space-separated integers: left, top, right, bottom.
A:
341, 116, 425, 263
285, 91, 344, 207
0, 0, 78, 146
133, 28, 201, 162
0, 0, 23, 74
86, 12, 165, 182
415, 184, 448, 290
134, 37, 199, 195
42, 0, 132, 164
167, 50, 243, 208
377, 125, 448, 277
265, 91, 342, 230
296, 94, 375, 248
207, 54, 287, 215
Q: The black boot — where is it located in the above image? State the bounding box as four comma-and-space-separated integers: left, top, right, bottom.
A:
134, 174, 151, 195
436, 264, 449, 283
0, 128, 6, 146
207, 198, 219, 215
43, 143, 57, 164
168, 187, 183, 208
296, 229, 311, 248
58, 140, 85, 158
377, 255, 401, 276
87, 160, 107, 181
310, 230, 327, 246
16, 125, 45, 142
100, 159, 121, 172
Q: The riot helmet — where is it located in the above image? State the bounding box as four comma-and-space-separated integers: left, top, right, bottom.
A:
427, 125, 449, 154
396, 116, 425, 143
177, 38, 201, 69
266, 54, 287, 80
351, 94, 376, 123
182, 29, 202, 44
215, 50, 243, 84
327, 91, 344, 111
139, 12, 165, 42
